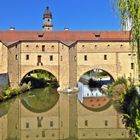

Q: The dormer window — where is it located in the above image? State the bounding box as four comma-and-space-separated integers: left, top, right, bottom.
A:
94, 32, 101, 38
38, 32, 44, 37
95, 34, 100, 37
38, 34, 43, 37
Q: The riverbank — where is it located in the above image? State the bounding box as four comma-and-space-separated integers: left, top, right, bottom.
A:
0, 84, 30, 102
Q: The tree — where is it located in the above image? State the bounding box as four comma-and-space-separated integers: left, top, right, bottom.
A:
113, 0, 140, 72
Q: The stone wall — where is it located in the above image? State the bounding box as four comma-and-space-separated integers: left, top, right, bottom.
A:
0, 42, 8, 74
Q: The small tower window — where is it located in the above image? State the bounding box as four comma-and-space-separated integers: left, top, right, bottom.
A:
42, 131, 45, 137
84, 55, 87, 61
15, 55, 18, 60
51, 45, 54, 48
131, 63, 134, 69
50, 121, 53, 127
26, 55, 29, 60
26, 122, 29, 128
105, 120, 108, 126
104, 55, 107, 60
42, 45, 45, 51
50, 55, 53, 61
85, 120, 88, 126
61, 56, 63, 61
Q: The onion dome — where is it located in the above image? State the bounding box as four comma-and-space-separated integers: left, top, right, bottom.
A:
43, 6, 52, 19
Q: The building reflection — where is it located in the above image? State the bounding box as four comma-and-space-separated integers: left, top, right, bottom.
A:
0, 89, 131, 140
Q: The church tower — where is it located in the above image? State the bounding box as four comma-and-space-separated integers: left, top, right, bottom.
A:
43, 7, 53, 31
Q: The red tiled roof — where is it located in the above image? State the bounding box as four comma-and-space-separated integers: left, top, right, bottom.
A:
0, 31, 130, 46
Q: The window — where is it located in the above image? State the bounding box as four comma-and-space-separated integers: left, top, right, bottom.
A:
84, 55, 87, 61
15, 55, 18, 60
61, 121, 63, 127
74, 56, 76, 61
95, 34, 100, 38
26, 55, 29, 60
105, 120, 108, 126
82, 45, 85, 48
26, 122, 29, 128
42, 45, 45, 51
36, 45, 39, 48
50, 55, 53, 61
52, 133, 55, 137
42, 131, 45, 137
50, 121, 53, 127
61, 56, 63, 61
15, 44, 17, 48
26, 45, 29, 48
104, 55, 107, 60
37, 116, 43, 127
51, 45, 54, 48
131, 63, 134, 69
85, 120, 88, 126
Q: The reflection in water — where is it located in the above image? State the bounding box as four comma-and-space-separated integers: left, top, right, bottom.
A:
0, 86, 131, 140
21, 87, 59, 113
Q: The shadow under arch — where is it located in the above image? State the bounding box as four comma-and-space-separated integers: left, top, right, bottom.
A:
20, 69, 59, 87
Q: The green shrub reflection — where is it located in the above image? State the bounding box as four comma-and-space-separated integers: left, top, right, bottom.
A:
21, 86, 59, 113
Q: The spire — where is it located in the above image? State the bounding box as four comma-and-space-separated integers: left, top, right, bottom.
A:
43, 6, 52, 19
42, 6, 53, 31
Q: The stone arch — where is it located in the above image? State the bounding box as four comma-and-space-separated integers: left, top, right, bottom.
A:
20, 66, 59, 85
77, 66, 116, 82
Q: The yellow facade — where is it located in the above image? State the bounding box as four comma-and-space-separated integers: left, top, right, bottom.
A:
4, 40, 137, 88
0, 42, 8, 74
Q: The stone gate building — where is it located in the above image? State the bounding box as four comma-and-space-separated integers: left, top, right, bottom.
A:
0, 6, 137, 140
0, 6, 138, 89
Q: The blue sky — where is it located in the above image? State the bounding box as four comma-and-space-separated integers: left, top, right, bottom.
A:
0, 0, 121, 31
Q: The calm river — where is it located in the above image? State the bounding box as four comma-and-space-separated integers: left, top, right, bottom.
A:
0, 86, 131, 140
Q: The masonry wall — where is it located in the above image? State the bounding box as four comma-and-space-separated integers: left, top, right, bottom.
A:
8, 44, 20, 88
59, 43, 70, 89
77, 101, 130, 139
69, 44, 77, 88
20, 42, 59, 82
0, 42, 8, 74
76, 41, 138, 82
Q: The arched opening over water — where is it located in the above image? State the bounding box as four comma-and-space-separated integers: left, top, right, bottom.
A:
78, 68, 114, 111
20, 69, 59, 113
20, 69, 59, 89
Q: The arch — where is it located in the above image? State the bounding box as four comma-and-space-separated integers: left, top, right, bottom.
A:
20, 68, 59, 86
77, 67, 114, 112
77, 66, 116, 83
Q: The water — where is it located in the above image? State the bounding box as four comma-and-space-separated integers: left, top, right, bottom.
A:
0, 87, 131, 140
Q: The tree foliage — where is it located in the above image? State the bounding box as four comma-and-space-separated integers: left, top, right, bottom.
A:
108, 77, 140, 139
114, 0, 140, 70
